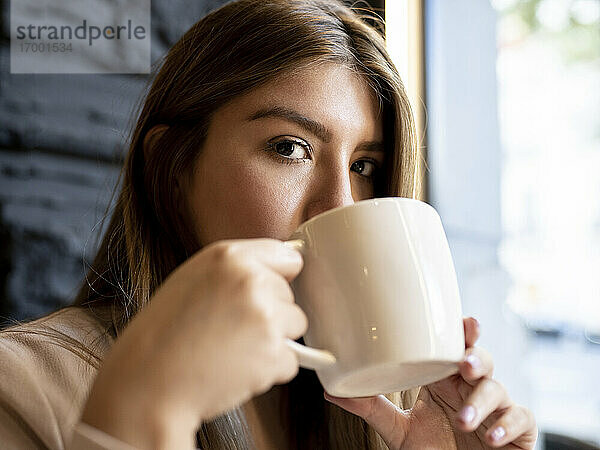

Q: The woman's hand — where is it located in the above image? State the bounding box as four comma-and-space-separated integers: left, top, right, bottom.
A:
324, 317, 538, 449
82, 239, 307, 449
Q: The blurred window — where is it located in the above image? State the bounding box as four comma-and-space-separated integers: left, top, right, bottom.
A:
406, 0, 600, 445
493, 0, 600, 337
493, 3, 600, 441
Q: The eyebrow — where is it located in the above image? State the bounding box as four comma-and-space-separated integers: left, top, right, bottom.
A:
245, 106, 385, 153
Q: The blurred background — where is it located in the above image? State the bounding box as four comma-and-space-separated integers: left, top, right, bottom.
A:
422, 1, 600, 448
0, 0, 598, 448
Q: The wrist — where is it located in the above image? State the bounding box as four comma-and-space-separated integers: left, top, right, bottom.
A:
81, 384, 197, 449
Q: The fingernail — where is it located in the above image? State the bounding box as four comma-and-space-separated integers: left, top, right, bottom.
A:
490, 426, 506, 442
459, 405, 476, 424
465, 354, 481, 370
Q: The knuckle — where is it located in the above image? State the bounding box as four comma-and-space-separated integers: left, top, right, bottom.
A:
512, 406, 528, 426
471, 379, 500, 408
256, 309, 281, 342
478, 376, 495, 391
237, 268, 260, 293
210, 241, 253, 270
517, 404, 535, 426
499, 406, 519, 430
520, 404, 534, 417
233, 266, 267, 302
259, 304, 278, 330
492, 405, 528, 437
208, 243, 244, 276
237, 295, 272, 335
209, 240, 238, 261
245, 296, 273, 327
482, 378, 504, 399
491, 378, 506, 395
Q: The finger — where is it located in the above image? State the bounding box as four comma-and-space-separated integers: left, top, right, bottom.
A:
456, 378, 512, 432
260, 268, 297, 303
324, 393, 409, 449
484, 404, 538, 449
213, 238, 304, 282
281, 303, 309, 340
458, 346, 494, 383
463, 317, 480, 348
251, 269, 307, 338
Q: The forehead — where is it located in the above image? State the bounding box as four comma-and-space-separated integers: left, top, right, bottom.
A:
212, 62, 383, 138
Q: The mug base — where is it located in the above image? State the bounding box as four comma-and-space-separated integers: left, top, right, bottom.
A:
326, 360, 459, 398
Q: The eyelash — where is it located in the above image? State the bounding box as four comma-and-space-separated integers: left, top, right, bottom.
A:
265, 137, 312, 165
265, 137, 381, 178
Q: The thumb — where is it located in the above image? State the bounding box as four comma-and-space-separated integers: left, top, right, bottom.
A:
324, 391, 410, 449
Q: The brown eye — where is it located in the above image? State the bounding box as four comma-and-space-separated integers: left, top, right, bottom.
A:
268, 138, 311, 160
351, 160, 377, 177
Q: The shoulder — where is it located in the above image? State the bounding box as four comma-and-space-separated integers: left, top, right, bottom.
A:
1, 305, 115, 359
0, 305, 115, 449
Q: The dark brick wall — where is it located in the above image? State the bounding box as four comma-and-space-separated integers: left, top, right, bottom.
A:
0, 0, 229, 325
0, 0, 380, 325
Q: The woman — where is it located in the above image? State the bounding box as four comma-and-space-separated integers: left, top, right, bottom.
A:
0, 0, 538, 449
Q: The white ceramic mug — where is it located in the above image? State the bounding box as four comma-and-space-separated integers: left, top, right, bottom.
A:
284, 197, 465, 398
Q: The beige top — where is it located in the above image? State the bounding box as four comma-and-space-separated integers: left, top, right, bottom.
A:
0, 306, 138, 449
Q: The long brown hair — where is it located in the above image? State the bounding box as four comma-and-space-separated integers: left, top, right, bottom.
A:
74, 0, 421, 448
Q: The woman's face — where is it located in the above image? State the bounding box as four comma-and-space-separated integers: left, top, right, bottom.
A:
187, 62, 386, 245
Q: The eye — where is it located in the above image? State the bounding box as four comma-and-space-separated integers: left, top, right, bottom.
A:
351, 159, 378, 178
266, 137, 311, 161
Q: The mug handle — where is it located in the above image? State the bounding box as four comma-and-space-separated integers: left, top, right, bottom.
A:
283, 239, 337, 370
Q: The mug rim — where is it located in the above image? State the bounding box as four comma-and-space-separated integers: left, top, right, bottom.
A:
294, 196, 432, 231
